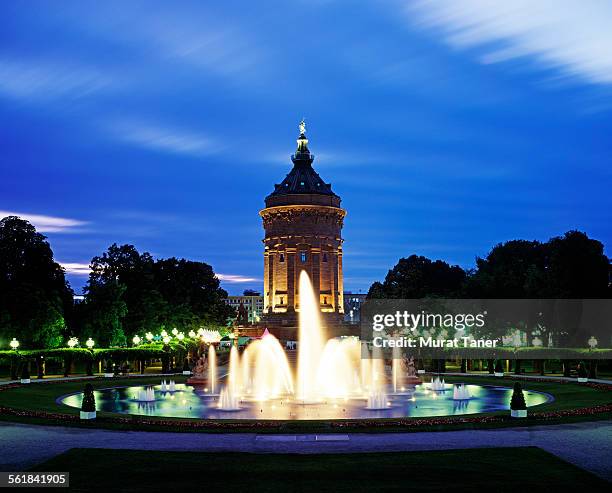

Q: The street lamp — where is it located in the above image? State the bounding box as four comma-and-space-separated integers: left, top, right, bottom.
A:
145, 332, 154, 342
177, 332, 185, 341
588, 336, 598, 350
161, 330, 168, 338
162, 336, 171, 345
67, 337, 78, 348
172, 328, 178, 336
133, 335, 141, 346
85, 338, 95, 349
9, 338, 19, 350
188, 330, 196, 338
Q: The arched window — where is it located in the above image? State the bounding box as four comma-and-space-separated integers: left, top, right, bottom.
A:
279, 253, 285, 263
322, 253, 328, 262
300, 252, 307, 263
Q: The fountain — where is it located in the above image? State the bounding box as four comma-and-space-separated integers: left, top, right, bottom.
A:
365, 389, 391, 410
430, 376, 446, 391
64, 272, 554, 420
208, 345, 217, 394
218, 386, 241, 411
136, 387, 155, 402
296, 270, 326, 403
161, 380, 167, 392
453, 384, 471, 400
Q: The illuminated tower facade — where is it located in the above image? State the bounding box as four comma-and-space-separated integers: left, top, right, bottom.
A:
260, 121, 346, 330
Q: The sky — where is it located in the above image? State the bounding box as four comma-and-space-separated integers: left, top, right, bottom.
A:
1, 0, 611, 295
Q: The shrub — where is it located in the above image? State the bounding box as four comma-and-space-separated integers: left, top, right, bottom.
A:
81, 383, 96, 412
182, 359, 190, 372
495, 360, 503, 373
510, 382, 526, 410
104, 359, 114, 374
577, 362, 588, 378
21, 362, 30, 379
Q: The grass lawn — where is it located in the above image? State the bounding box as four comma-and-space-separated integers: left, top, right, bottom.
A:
0, 375, 610, 433
30, 447, 610, 492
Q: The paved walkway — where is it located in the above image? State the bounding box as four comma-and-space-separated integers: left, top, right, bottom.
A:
0, 421, 610, 481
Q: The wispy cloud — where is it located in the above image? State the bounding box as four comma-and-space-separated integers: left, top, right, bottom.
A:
407, 0, 612, 85
0, 58, 113, 101
60, 262, 91, 275
217, 274, 259, 283
0, 211, 88, 233
109, 120, 223, 157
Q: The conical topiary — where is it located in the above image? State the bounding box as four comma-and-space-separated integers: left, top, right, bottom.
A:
21, 363, 30, 380
510, 382, 526, 410
577, 362, 588, 379
81, 383, 96, 412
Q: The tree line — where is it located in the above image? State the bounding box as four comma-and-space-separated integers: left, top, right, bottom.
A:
368, 230, 611, 346
0, 216, 234, 348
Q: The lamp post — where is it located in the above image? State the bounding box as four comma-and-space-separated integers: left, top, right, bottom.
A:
86, 338, 95, 349
132, 335, 141, 346
67, 337, 78, 348
188, 330, 196, 338
587, 336, 598, 350
9, 338, 19, 380
177, 332, 185, 342
145, 332, 154, 342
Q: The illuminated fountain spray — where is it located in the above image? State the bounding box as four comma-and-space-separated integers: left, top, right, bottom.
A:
218, 271, 406, 410
296, 270, 326, 403
208, 345, 217, 394
391, 345, 400, 393
248, 332, 293, 401
365, 345, 390, 409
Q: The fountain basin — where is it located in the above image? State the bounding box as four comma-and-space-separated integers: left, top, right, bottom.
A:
59, 383, 552, 420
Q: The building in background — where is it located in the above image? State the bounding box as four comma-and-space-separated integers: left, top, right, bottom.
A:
343, 292, 367, 324
225, 294, 264, 324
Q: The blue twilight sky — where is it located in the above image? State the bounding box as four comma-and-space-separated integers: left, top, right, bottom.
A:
1, 0, 611, 295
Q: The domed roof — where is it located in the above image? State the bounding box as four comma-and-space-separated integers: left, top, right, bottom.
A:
266, 121, 339, 203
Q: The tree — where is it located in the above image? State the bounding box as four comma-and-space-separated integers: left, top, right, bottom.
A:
510, 382, 526, 410
367, 255, 466, 299
81, 245, 235, 343
0, 216, 72, 348
79, 281, 127, 347
153, 257, 234, 329
81, 383, 96, 412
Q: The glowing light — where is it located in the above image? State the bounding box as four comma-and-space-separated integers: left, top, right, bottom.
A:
172, 328, 178, 336
161, 330, 168, 338
588, 336, 598, 349
163, 336, 171, 344
145, 332, 154, 341
188, 330, 196, 338
85, 338, 95, 349
9, 338, 19, 350
67, 337, 79, 348
532, 337, 543, 347
132, 335, 141, 345
177, 332, 185, 341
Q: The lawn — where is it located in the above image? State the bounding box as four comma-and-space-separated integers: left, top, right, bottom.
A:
0, 375, 610, 433
30, 447, 610, 492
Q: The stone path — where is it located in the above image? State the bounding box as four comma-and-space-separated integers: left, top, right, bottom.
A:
0, 421, 610, 481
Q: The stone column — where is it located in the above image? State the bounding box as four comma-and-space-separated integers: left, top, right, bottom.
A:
286, 248, 296, 311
